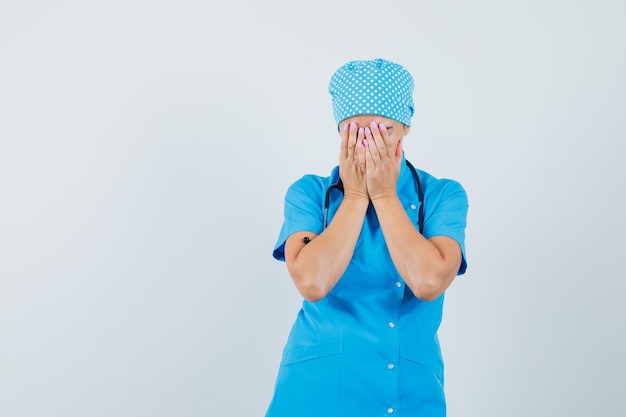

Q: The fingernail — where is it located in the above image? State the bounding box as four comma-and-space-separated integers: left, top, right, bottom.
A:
379, 123, 387, 130
351, 122, 357, 131
343, 123, 349, 131
365, 127, 371, 135
358, 127, 364, 135
371, 121, 378, 129
363, 139, 369, 146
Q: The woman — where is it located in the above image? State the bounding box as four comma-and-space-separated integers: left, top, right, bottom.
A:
266, 58, 468, 417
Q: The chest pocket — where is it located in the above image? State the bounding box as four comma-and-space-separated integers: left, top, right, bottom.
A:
282, 339, 343, 365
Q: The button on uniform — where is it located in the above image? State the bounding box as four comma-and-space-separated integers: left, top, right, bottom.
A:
388, 322, 395, 328
387, 407, 394, 414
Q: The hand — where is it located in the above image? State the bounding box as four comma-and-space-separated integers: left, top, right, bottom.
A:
339, 122, 368, 200
361, 121, 402, 200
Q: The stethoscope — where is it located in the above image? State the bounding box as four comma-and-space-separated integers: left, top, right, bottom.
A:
323, 160, 424, 233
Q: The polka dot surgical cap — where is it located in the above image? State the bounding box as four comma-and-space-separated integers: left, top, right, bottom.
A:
328, 58, 415, 127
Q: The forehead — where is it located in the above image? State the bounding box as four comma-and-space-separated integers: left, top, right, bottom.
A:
342, 114, 402, 127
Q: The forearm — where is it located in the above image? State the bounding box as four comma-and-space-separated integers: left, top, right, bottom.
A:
287, 196, 369, 301
372, 195, 457, 301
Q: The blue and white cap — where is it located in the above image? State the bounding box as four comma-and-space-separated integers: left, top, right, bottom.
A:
328, 58, 415, 127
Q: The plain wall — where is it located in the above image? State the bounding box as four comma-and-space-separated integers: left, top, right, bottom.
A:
1, 0, 625, 416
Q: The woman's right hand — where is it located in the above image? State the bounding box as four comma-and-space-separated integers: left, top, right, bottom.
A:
339, 122, 368, 201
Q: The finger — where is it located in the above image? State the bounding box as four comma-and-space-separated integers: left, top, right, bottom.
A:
339, 122, 349, 160
357, 126, 365, 151
379, 123, 392, 150
364, 127, 379, 163
395, 139, 403, 164
363, 135, 374, 168
356, 138, 366, 170
346, 122, 358, 160
359, 127, 373, 166
370, 122, 390, 157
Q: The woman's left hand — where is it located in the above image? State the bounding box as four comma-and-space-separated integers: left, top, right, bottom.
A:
361, 121, 403, 200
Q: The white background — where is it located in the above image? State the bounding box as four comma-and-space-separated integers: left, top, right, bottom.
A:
1, 0, 625, 416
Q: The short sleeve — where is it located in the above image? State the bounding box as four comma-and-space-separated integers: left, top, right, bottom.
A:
272, 175, 326, 261
422, 179, 469, 275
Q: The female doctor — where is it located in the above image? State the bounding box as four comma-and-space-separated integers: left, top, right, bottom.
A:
266, 58, 468, 417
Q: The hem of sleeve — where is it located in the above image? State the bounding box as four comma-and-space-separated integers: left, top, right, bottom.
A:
424, 232, 468, 276
273, 225, 323, 262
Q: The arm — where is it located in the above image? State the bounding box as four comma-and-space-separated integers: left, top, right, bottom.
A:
370, 197, 462, 301
362, 122, 463, 301
285, 122, 369, 302
284, 196, 368, 302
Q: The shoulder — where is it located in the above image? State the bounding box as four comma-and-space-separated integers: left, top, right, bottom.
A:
285, 167, 339, 199
288, 174, 326, 194
419, 169, 468, 206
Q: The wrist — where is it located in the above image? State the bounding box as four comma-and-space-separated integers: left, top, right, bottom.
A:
343, 190, 370, 202
369, 190, 398, 202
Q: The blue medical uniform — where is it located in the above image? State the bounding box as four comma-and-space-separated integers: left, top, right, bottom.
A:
266, 157, 468, 417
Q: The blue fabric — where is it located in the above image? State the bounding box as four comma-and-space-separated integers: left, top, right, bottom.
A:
266, 157, 468, 417
329, 58, 415, 127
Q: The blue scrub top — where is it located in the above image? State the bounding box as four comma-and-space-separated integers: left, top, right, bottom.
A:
267, 157, 468, 417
